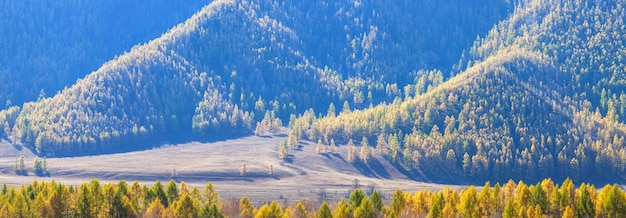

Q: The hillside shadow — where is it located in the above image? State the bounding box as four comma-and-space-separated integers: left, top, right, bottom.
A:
50, 131, 253, 157
352, 159, 391, 179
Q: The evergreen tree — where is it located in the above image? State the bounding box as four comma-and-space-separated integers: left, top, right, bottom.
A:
278, 140, 289, 159
317, 202, 332, 218
165, 180, 179, 205
240, 196, 255, 218
502, 199, 516, 218
530, 183, 548, 212
390, 189, 405, 216
332, 199, 350, 218
316, 139, 324, 154
347, 139, 357, 162
202, 182, 221, 206
255, 201, 283, 218
144, 198, 165, 218
348, 189, 365, 211
428, 193, 445, 218
199, 204, 224, 218
360, 137, 371, 163
76, 184, 91, 218
175, 193, 198, 218
576, 184, 595, 218
293, 200, 308, 218
458, 186, 479, 218
152, 180, 169, 208
354, 198, 376, 218
369, 191, 384, 216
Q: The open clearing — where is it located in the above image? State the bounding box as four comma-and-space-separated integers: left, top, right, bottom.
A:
0, 132, 463, 204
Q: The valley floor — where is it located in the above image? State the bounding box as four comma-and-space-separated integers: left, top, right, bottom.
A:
0, 133, 462, 204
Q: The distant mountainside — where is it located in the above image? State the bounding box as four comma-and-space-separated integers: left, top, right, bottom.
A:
300, 0, 626, 183
0, 0, 210, 109
6, 0, 625, 184
0, 0, 512, 156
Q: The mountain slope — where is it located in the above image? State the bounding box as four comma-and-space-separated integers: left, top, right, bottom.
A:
298, 0, 626, 183
0, 0, 513, 156
0, 0, 210, 109
3, 0, 346, 156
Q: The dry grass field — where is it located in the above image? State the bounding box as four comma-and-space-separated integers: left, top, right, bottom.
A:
0, 132, 463, 204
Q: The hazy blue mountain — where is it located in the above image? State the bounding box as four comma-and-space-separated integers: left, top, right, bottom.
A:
0, 0, 210, 109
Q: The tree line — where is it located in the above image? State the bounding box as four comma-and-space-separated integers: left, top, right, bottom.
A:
0, 178, 624, 217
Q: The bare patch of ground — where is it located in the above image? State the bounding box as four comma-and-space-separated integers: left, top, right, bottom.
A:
0, 135, 463, 204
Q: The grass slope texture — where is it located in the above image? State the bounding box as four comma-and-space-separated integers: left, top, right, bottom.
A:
300, 0, 626, 183
0, 0, 513, 156
0, 0, 210, 109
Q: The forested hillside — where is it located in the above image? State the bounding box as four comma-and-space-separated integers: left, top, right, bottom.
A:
0, 0, 210, 109
298, 0, 626, 183
0, 0, 512, 156
3, 0, 625, 185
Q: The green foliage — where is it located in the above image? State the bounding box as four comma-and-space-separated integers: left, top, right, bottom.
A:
348, 189, 366, 211
175, 192, 198, 218
199, 204, 224, 218
332, 199, 350, 218
0, 178, 622, 218
390, 189, 405, 216
255, 201, 283, 218
459, 186, 479, 218
530, 183, 548, 212
317, 202, 332, 218
354, 198, 377, 218
165, 180, 179, 206
152, 180, 169, 208
576, 183, 595, 217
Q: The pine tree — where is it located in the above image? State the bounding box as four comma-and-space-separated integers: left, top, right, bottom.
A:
349, 189, 365, 212
278, 140, 289, 159
376, 134, 387, 155
330, 138, 338, 153
576, 184, 595, 217
332, 199, 350, 218
369, 191, 384, 216
327, 103, 336, 118
76, 184, 91, 218
165, 180, 179, 205
240, 196, 255, 218
502, 199, 516, 218
388, 135, 400, 162
175, 193, 198, 217
199, 204, 224, 218
390, 189, 405, 216
428, 193, 445, 218
562, 205, 574, 218
360, 137, 371, 163
202, 182, 221, 206
459, 186, 479, 218
152, 180, 169, 208
354, 198, 376, 218
316, 139, 324, 154
347, 139, 357, 162
442, 202, 455, 218
317, 202, 332, 218
0, 202, 12, 218
293, 200, 308, 218
530, 183, 548, 212
256, 201, 283, 218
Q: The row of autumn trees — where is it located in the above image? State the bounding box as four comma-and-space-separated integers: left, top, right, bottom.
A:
1, 178, 625, 218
